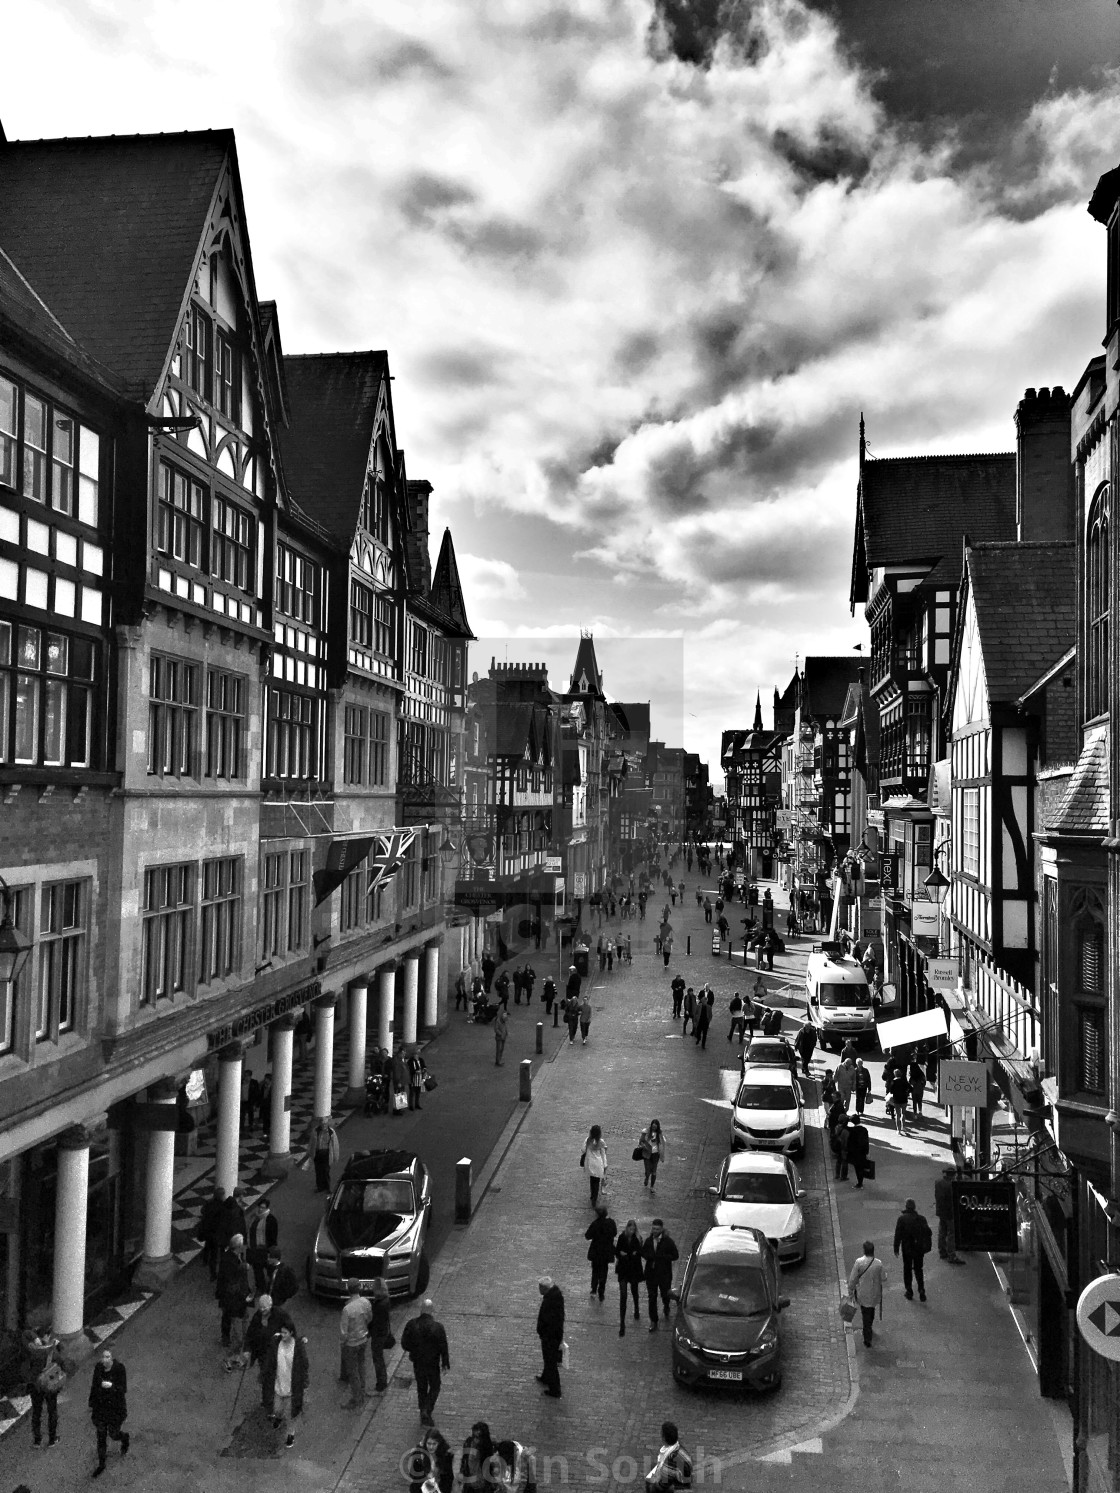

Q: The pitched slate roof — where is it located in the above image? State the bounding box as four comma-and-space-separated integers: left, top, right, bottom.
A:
967, 542, 1076, 705
569, 635, 605, 699
0, 247, 124, 396
802, 656, 863, 720
0, 131, 230, 399
852, 453, 1016, 606
1048, 734, 1108, 837
430, 528, 473, 638
280, 352, 387, 547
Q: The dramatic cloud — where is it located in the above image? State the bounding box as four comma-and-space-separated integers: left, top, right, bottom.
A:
6, 0, 1119, 782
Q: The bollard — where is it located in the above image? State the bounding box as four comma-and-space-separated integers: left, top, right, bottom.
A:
519, 1058, 532, 1103
455, 1157, 473, 1222
553, 1002, 559, 1028
536, 1021, 544, 1054
687, 935, 691, 957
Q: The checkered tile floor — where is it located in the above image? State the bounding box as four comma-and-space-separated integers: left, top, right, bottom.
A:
0, 1027, 361, 1442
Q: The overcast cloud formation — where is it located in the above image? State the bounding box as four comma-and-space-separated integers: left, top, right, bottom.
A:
6, 0, 1120, 782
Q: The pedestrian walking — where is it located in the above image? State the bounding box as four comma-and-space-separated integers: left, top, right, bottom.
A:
262, 1247, 299, 1309
728, 991, 746, 1043
88, 1347, 129, 1476
614, 1220, 644, 1336
305, 1117, 339, 1192
217, 1188, 247, 1251
846, 1240, 885, 1348
22, 1322, 63, 1448
693, 995, 711, 1049
625, 933, 633, 965
642, 1219, 679, 1331
854, 1058, 872, 1115
405, 1428, 456, 1493
832, 1113, 850, 1180
794, 1020, 816, 1076
750, 974, 767, 1032
661, 929, 673, 967
565, 963, 581, 1005
197, 1185, 226, 1281
400, 1297, 451, 1427
907, 1058, 927, 1119
646, 1421, 693, 1489
638, 1119, 665, 1188
671, 974, 686, 1018
579, 993, 593, 1044
459, 1422, 498, 1493
246, 1198, 279, 1295
339, 1279, 373, 1408
606, 938, 615, 972
847, 1116, 870, 1188
216, 1234, 254, 1364
564, 990, 580, 1045
703, 896, 712, 923
934, 1169, 966, 1264
542, 975, 557, 1017
294, 1006, 313, 1061
495, 969, 511, 1008
536, 1276, 565, 1398
493, 1004, 510, 1066
481, 952, 496, 993
585, 1202, 617, 1301
598, 936, 606, 972
681, 986, 696, 1037
454, 966, 470, 1011
887, 1069, 911, 1134
836, 1057, 855, 1111
894, 1198, 933, 1302
840, 1038, 859, 1066
244, 1294, 294, 1370
581, 1125, 609, 1204
258, 1072, 272, 1132
514, 963, 527, 1002
523, 963, 536, 1003
260, 1321, 308, 1449
367, 1277, 393, 1392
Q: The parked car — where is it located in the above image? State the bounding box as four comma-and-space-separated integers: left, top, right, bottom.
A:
739, 1035, 798, 1079
670, 1224, 789, 1391
730, 1066, 805, 1157
709, 1152, 806, 1264
307, 1148, 431, 1300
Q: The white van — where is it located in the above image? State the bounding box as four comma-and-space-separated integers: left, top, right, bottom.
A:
804, 943, 875, 1051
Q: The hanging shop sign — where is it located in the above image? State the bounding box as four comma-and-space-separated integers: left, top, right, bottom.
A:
879, 852, 899, 890
1076, 1274, 1120, 1363
925, 958, 957, 994
953, 1178, 1018, 1253
910, 901, 940, 936
938, 1060, 987, 1107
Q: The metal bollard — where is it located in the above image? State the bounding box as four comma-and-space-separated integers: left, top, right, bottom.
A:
536, 1021, 543, 1054
687, 935, 691, 956
519, 1058, 532, 1103
455, 1157, 472, 1222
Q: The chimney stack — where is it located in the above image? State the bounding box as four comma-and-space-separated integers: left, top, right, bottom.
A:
1014, 386, 1073, 543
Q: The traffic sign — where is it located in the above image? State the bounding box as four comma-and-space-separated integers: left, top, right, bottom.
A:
1077, 1274, 1120, 1362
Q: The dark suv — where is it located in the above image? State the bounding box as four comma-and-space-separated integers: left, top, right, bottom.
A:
670, 1225, 789, 1391
307, 1149, 431, 1300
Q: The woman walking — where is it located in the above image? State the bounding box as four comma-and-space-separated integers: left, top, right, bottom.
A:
638, 1120, 665, 1189
614, 1220, 644, 1337
405, 1426, 455, 1493
459, 1422, 497, 1493
585, 1202, 617, 1302
579, 994, 593, 1045
23, 1322, 63, 1448
581, 1125, 609, 1205
407, 1048, 427, 1110
565, 992, 581, 1045
907, 1058, 927, 1120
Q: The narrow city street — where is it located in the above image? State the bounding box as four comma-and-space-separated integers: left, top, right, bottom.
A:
2, 869, 1068, 1492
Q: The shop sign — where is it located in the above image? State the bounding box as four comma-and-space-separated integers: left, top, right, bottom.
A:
953, 1179, 1018, 1253
925, 957, 956, 994
858, 899, 881, 937
453, 883, 501, 914
938, 1059, 987, 1107
207, 980, 321, 1050
542, 855, 562, 872
572, 872, 587, 897
1076, 1274, 1120, 1362
879, 852, 899, 890
910, 901, 940, 936
775, 810, 792, 830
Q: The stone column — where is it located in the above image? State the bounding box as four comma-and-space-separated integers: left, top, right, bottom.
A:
135, 1080, 179, 1288
52, 1127, 92, 1354
312, 992, 338, 1120
422, 941, 440, 1033
345, 980, 369, 1105
401, 951, 420, 1047
377, 963, 396, 1058
264, 1016, 294, 1178
215, 1043, 244, 1200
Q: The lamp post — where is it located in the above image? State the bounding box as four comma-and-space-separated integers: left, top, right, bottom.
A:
0, 876, 32, 987
923, 864, 950, 958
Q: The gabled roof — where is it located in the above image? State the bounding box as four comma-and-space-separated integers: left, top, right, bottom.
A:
1047, 735, 1108, 837
280, 352, 388, 547
966, 542, 1076, 706
851, 452, 1016, 609
569, 635, 605, 699
0, 130, 231, 400
802, 656, 862, 721
0, 247, 124, 397
430, 527, 473, 638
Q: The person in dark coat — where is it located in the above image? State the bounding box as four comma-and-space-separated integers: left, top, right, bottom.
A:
216, 1235, 253, 1359
847, 1117, 871, 1189
614, 1220, 644, 1337
260, 1322, 309, 1448
89, 1347, 128, 1476
888, 1070, 911, 1134
367, 1278, 393, 1392
934, 1169, 965, 1263
564, 990, 580, 1045
794, 1021, 816, 1077
693, 994, 711, 1049
406, 1048, 427, 1110
244, 1295, 294, 1367
584, 1203, 617, 1302
893, 1197, 932, 1301
854, 1059, 873, 1115
405, 1427, 456, 1493
642, 1220, 679, 1331
22, 1323, 62, 1448
494, 969, 511, 1008
542, 975, 557, 1017
481, 953, 496, 993
459, 1421, 497, 1493
216, 1191, 246, 1252
536, 1276, 565, 1397
197, 1186, 226, 1280
400, 1298, 451, 1427
258, 1072, 273, 1132
681, 987, 697, 1037
246, 1198, 279, 1294
565, 964, 581, 1004
907, 1059, 927, 1119
671, 975, 686, 1019
523, 964, 536, 1003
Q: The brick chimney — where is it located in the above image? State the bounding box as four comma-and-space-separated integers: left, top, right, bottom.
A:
1014, 386, 1073, 543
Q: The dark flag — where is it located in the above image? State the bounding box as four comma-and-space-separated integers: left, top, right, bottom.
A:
313, 835, 376, 906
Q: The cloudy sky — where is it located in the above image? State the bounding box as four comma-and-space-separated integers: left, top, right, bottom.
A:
6, 0, 1119, 784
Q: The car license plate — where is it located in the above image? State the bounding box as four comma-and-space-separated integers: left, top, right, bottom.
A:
708, 1368, 742, 1381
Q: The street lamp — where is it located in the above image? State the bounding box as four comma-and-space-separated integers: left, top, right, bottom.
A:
0, 876, 32, 986
923, 865, 950, 904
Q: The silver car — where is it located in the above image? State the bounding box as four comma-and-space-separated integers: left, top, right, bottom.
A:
307, 1148, 431, 1300
709, 1151, 806, 1264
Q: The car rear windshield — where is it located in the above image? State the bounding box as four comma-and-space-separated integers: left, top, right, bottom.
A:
736, 1084, 798, 1110
818, 982, 871, 1008
723, 1173, 793, 1204
686, 1261, 771, 1316
335, 1179, 415, 1215
746, 1045, 789, 1063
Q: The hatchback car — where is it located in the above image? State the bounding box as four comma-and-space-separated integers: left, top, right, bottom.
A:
740, 1035, 798, 1078
307, 1149, 431, 1300
709, 1152, 806, 1264
671, 1225, 789, 1391
730, 1066, 805, 1157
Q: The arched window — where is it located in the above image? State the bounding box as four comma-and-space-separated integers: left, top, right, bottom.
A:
1086, 484, 1110, 720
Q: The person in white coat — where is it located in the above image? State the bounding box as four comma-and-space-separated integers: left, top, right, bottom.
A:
581, 1125, 608, 1206
847, 1239, 884, 1348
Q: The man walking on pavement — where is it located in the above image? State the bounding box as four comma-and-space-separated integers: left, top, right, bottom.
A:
536, 1275, 565, 1398
894, 1198, 933, 1302
339, 1279, 373, 1408
579, 992, 593, 1044
493, 1003, 509, 1066
728, 991, 745, 1043
400, 1297, 451, 1427
216, 1233, 254, 1365
847, 1240, 884, 1348
847, 1114, 871, 1188
693, 991, 711, 1049
671, 974, 686, 1020
642, 1219, 679, 1331
794, 1019, 816, 1077
935, 1169, 966, 1264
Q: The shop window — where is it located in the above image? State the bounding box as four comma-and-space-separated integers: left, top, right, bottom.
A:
37, 879, 84, 1040
2, 621, 96, 768
148, 654, 198, 777
205, 668, 245, 780
141, 863, 193, 1003
199, 857, 241, 985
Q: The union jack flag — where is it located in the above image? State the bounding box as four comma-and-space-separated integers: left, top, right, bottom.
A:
367, 829, 416, 894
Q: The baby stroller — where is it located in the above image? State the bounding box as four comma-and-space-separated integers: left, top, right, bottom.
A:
364, 1071, 388, 1116
471, 993, 499, 1024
